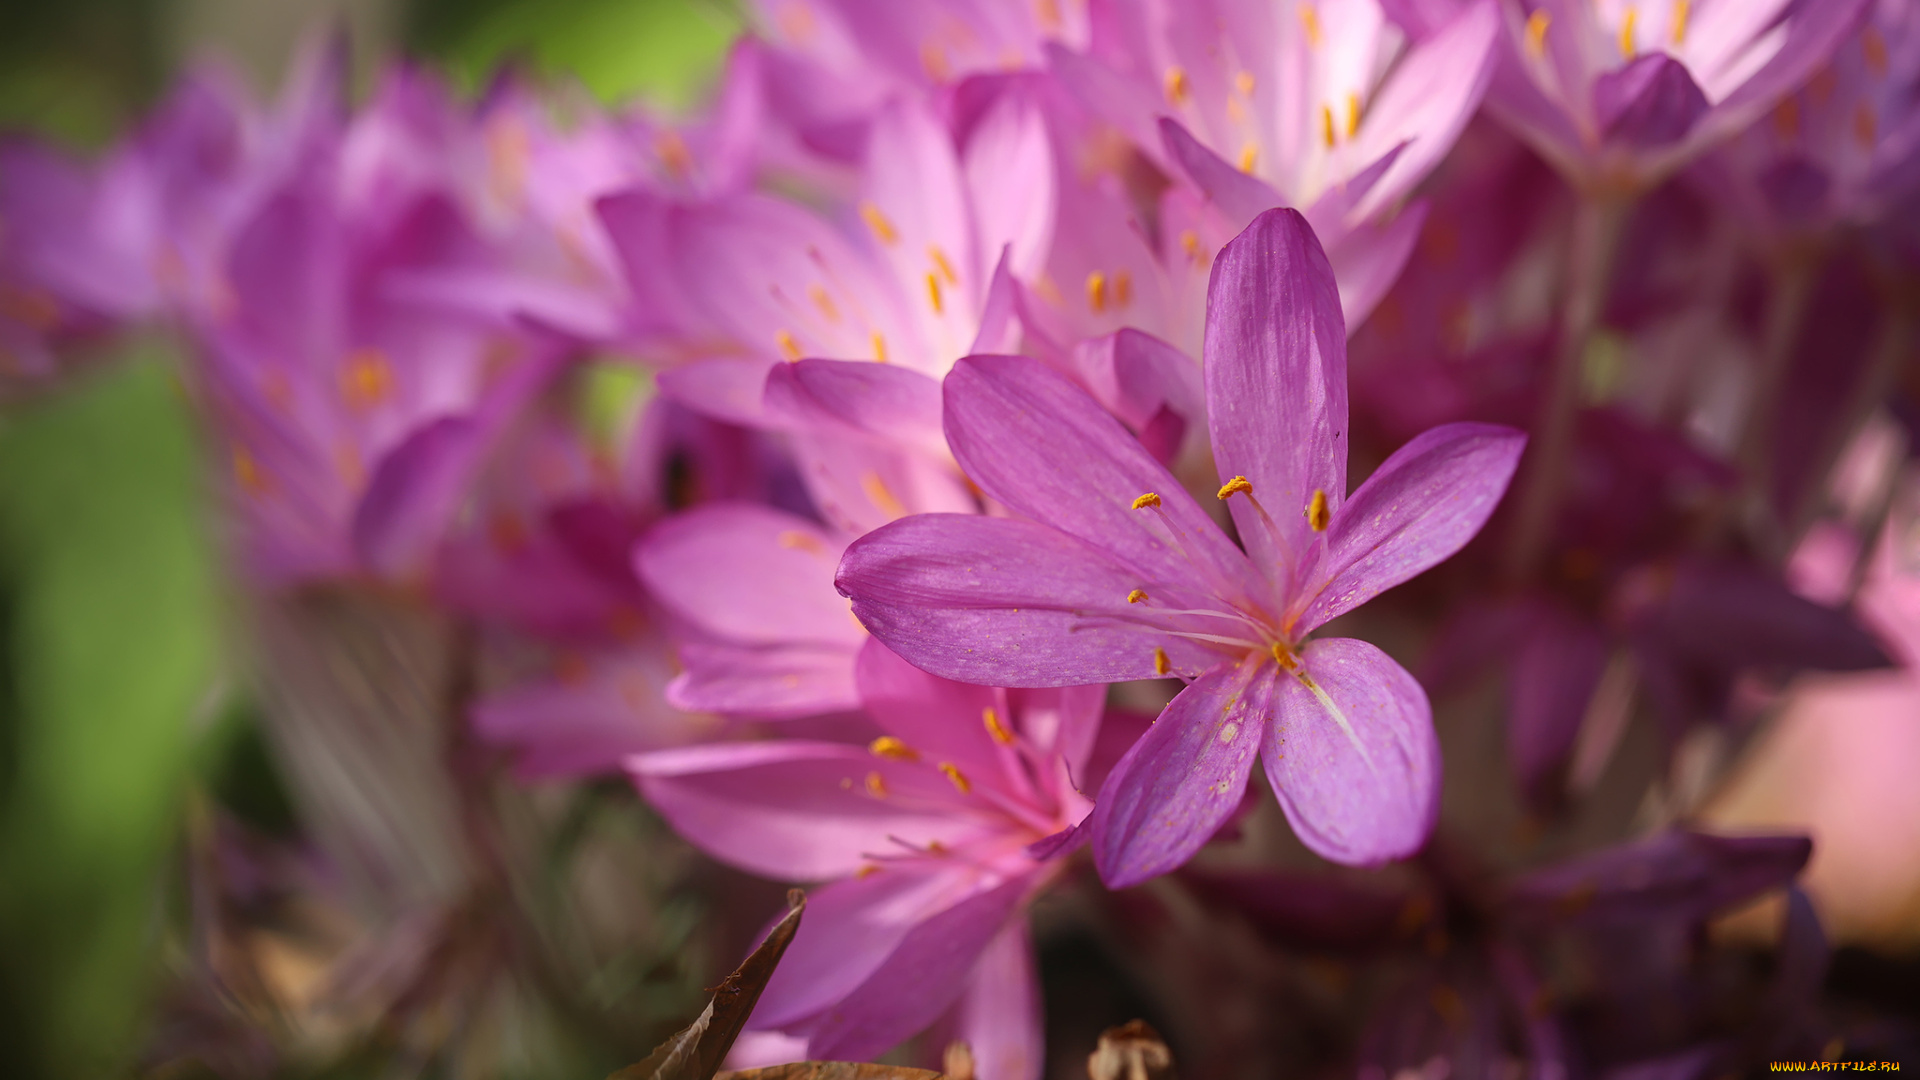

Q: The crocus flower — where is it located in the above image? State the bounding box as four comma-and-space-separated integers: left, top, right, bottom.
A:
1050, 0, 1501, 326
627, 639, 1102, 1074
837, 208, 1526, 883
1389, 0, 1874, 193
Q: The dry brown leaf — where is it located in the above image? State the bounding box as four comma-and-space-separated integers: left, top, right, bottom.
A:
1087, 1020, 1175, 1080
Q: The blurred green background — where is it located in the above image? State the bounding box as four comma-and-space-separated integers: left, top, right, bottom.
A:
0, 2, 737, 1075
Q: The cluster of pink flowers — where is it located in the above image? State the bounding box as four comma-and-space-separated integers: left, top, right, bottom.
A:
8, 0, 1920, 1075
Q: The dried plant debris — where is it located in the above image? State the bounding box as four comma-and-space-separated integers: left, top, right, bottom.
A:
612, 889, 807, 1080
716, 1066, 943, 1080
1087, 1020, 1175, 1080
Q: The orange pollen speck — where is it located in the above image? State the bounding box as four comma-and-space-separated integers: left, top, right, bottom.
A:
929, 246, 958, 285
1239, 141, 1260, 172
1180, 229, 1203, 262
1164, 65, 1190, 106
865, 771, 889, 798
860, 201, 899, 244
777, 529, 825, 553
862, 472, 907, 518
1086, 270, 1108, 313
808, 283, 840, 322
983, 707, 1015, 744
655, 130, 692, 178
938, 762, 971, 794
926, 272, 945, 315
1320, 105, 1336, 149
1298, 3, 1323, 48
871, 332, 889, 363
777, 330, 803, 361
1132, 491, 1163, 509
340, 348, 393, 410
1671, 0, 1690, 45
1235, 70, 1256, 97
1345, 92, 1362, 138
1272, 642, 1300, 671
1525, 11, 1551, 59
1127, 589, 1149, 604
870, 736, 919, 761
1619, 7, 1638, 59
1153, 646, 1171, 676
1307, 489, 1331, 531
1218, 475, 1253, 500
1114, 270, 1134, 308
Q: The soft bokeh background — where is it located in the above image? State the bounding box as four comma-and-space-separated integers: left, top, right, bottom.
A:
0, 2, 735, 1075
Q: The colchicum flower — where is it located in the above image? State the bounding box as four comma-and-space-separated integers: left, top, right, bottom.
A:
628, 639, 1102, 1075
837, 209, 1525, 884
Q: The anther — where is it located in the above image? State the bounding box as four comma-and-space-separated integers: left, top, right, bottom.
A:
865, 771, 889, 797
1180, 229, 1203, 261
938, 762, 972, 794
1865, 27, 1890, 76
1320, 104, 1336, 148
778, 528, 824, 552
1114, 270, 1133, 308
1238, 142, 1259, 173
1670, 0, 1689, 45
1086, 271, 1108, 313
1618, 7, 1637, 59
1307, 489, 1330, 531
926, 272, 945, 315
1234, 70, 1255, 97
1153, 647, 1171, 676
856, 863, 882, 878
860, 202, 899, 244
1345, 92, 1362, 138
1525, 11, 1550, 59
1271, 642, 1299, 671
983, 707, 1015, 745
871, 332, 888, 363
929, 246, 958, 285
1218, 475, 1253, 500
1127, 589, 1149, 604
870, 736, 919, 761
863, 472, 907, 517
808, 283, 840, 322
1298, 2, 1323, 48
777, 330, 803, 361
1164, 65, 1190, 105
1132, 492, 1163, 509
340, 348, 394, 410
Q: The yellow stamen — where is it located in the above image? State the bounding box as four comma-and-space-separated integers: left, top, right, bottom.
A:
1619, 7, 1637, 59
929, 245, 958, 284
1307, 488, 1330, 531
926, 272, 945, 315
983, 706, 1015, 744
1670, 0, 1689, 45
1127, 589, 1149, 604
1855, 102, 1879, 147
860, 201, 899, 244
1239, 141, 1259, 172
938, 762, 972, 794
1345, 92, 1362, 138
862, 472, 908, 517
1180, 229, 1203, 262
1217, 475, 1253, 499
1035, 0, 1063, 32
654, 129, 692, 179
1271, 642, 1300, 671
1525, 11, 1551, 59
1086, 270, 1108, 313
856, 863, 882, 878
777, 329, 803, 361
870, 736, 920, 761
1164, 65, 1190, 105
232, 444, 271, 496
871, 332, 889, 362
1114, 270, 1134, 309
808, 283, 840, 322
779, 529, 825, 553
1132, 491, 1163, 509
1152, 647, 1170, 676
489, 512, 529, 553
0, 286, 60, 332
1320, 104, 1336, 148
921, 40, 951, 82
865, 771, 889, 798
340, 347, 394, 410
1772, 97, 1802, 140
1298, 2, 1323, 48
1234, 70, 1256, 97
1864, 27, 1890, 77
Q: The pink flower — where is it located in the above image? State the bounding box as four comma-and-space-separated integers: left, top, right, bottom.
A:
837, 209, 1526, 883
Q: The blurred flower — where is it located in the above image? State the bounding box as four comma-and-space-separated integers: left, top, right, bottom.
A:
838, 210, 1524, 881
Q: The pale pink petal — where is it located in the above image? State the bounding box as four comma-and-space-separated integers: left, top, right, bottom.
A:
951, 919, 1043, 1080
635, 503, 860, 647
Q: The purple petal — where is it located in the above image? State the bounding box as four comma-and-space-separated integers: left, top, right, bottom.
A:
1204, 208, 1349, 579
962, 90, 1056, 282
635, 503, 861, 647
1508, 608, 1609, 809
667, 641, 862, 719
1297, 421, 1526, 631
1090, 658, 1274, 888
1068, 328, 1204, 464
951, 919, 1042, 1080
838, 512, 1220, 685
751, 870, 949, 1029
801, 877, 1031, 1063
1503, 830, 1813, 928
1262, 638, 1439, 866
350, 416, 483, 581
1593, 54, 1711, 149
1158, 117, 1283, 229
969, 245, 1022, 355
1345, 0, 1499, 220
787, 430, 978, 535
627, 741, 975, 881
943, 354, 1259, 600
763, 359, 945, 458
853, 637, 1015, 788
657, 358, 780, 427
1176, 865, 1414, 952
1321, 200, 1428, 330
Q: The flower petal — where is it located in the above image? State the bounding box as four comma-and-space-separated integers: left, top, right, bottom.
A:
1158, 116, 1284, 230
951, 918, 1042, 1080
1090, 658, 1274, 888
944, 353, 1260, 601
1345, 0, 1498, 220
1262, 638, 1439, 866
837, 512, 1219, 686
763, 359, 946, 459
1204, 208, 1349, 580
1297, 421, 1525, 631
635, 502, 860, 647
1321, 200, 1428, 331
667, 641, 862, 719
626, 741, 974, 881
963, 90, 1056, 282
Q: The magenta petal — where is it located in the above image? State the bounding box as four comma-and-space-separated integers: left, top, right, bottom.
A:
952, 919, 1043, 1080
802, 876, 1030, 1063
635, 503, 860, 647
627, 741, 973, 881
1262, 638, 1439, 866
751, 870, 947, 1029
657, 358, 780, 427
1204, 208, 1349, 578
1297, 421, 1525, 632
1158, 117, 1283, 230
853, 637, 1009, 785
943, 354, 1258, 598
1090, 658, 1274, 888
1344, 0, 1498, 219
763, 359, 945, 458
837, 512, 1219, 686
1069, 328, 1204, 463
1321, 200, 1429, 330
667, 641, 862, 719
1508, 609, 1608, 808
1593, 54, 1710, 149
962, 90, 1056, 282
350, 416, 482, 581
968, 245, 1022, 355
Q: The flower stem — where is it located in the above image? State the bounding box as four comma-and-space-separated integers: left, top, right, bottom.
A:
1506, 196, 1628, 583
